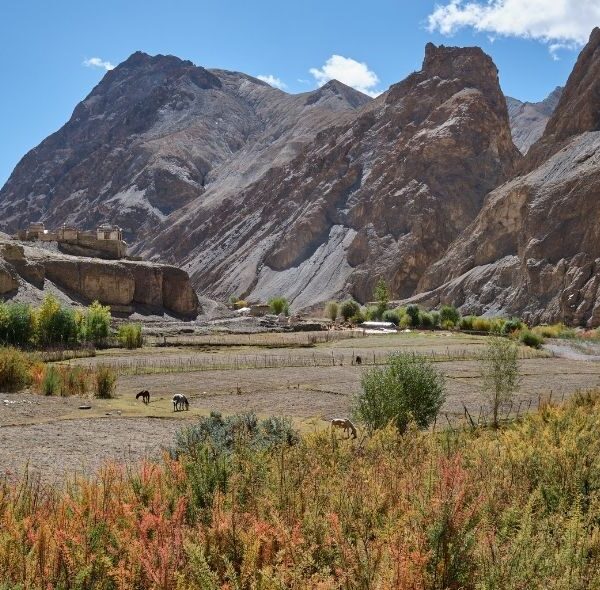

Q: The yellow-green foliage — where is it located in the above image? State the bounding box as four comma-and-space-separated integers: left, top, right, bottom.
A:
117, 323, 143, 349
0, 347, 32, 391
94, 365, 117, 398
533, 323, 576, 339
1, 395, 600, 587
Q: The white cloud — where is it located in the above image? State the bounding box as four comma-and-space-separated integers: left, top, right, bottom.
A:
83, 57, 115, 71
257, 74, 287, 90
309, 55, 381, 97
428, 0, 600, 56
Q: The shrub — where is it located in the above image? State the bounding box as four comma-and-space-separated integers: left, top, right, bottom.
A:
42, 366, 61, 396
94, 366, 117, 399
439, 305, 460, 327
365, 305, 381, 321
503, 317, 524, 334
419, 311, 434, 328
325, 301, 339, 321
382, 309, 400, 325
0, 347, 32, 392
172, 412, 299, 463
351, 310, 366, 324
533, 323, 575, 339
268, 297, 289, 316
520, 330, 543, 349
405, 305, 420, 327
472, 317, 492, 332
118, 323, 143, 349
59, 366, 89, 396
480, 335, 521, 428
459, 315, 475, 330
354, 352, 445, 433
35, 295, 78, 347
80, 301, 111, 344
233, 300, 248, 309
340, 300, 360, 321
0, 303, 35, 347
430, 310, 441, 328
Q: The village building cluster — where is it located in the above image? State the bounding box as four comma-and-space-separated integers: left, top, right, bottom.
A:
14, 222, 127, 259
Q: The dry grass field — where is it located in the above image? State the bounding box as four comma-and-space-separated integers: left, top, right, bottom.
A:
2, 330, 600, 480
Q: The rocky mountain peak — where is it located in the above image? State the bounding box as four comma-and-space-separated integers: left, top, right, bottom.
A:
526, 27, 600, 167
304, 79, 371, 108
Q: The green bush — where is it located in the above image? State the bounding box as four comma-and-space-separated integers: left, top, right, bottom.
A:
79, 301, 111, 344
42, 366, 61, 396
430, 311, 440, 328
0, 303, 35, 347
502, 317, 524, 334
354, 352, 446, 433
459, 315, 475, 330
351, 310, 365, 324
365, 305, 381, 321
325, 301, 339, 321
439, 305, 460, 327
520, 330, 543, 349
0, 347, 32, 392
117, 323, 143, 349
94, 366, 117, 399
268, 297, 289, 316
382, 309, 400, 325
35, 295, 78, 347
405, 305, 420, 327
340, 300, 360, 321
172, 412, 299, 459
419, 311, 434, 328
533, 323, 575, 339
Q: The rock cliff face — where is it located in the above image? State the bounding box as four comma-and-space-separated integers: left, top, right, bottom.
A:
0, 239, 199, 317
506, 87, 562, 153
141, 43, 519, 307
419, 28, 600, 326
0, 52, 369, 239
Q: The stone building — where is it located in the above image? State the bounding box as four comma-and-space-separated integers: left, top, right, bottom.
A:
14, 222, 127, 260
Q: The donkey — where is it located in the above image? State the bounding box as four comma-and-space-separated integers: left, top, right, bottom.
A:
136, 390, 150, 404
331, 418, 357, 439
172, 394, 189, 412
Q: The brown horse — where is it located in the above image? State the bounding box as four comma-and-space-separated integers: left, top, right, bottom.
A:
136, 390, 150, 404
331, 418, 357, 439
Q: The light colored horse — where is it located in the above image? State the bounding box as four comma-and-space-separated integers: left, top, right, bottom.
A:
331, 418, 357, 439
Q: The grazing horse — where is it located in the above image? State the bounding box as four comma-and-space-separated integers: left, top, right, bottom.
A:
172, 394, 189, 412
331, 418, 357, 439
135, 390, 150, 404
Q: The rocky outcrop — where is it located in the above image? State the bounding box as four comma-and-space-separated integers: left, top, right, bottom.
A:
0, 239, 199, 318
0, 52, 369, 240
506, 87, 562, 153
142, 42, 519, 308
419, 28, 600, 326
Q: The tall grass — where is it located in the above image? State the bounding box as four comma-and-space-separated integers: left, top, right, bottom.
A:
117, 323, 143, 349
94, 365, 117, 398
1, 394, 600, 587
0, 346, 32, 391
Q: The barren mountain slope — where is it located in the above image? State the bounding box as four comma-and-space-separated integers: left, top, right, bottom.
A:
141, 43, 520, 308
0, 52, 369, 238
418, 28, 600, 327
506, 87, 562, 153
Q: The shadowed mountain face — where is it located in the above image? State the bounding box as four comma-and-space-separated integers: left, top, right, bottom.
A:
0, 52, 370, 239
418, 28, 600, 327
506, 87, 563, 154
140, 43, 520, 308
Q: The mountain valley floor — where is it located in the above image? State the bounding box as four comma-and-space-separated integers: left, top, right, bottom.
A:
2, 330, 600, 481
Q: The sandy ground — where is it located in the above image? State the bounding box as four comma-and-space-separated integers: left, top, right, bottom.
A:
2, 333, 600, 482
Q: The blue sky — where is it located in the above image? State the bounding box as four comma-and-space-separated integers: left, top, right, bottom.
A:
1, 0, 597, 186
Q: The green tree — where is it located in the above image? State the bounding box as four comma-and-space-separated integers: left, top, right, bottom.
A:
35, 295, 77, 347
439, 305, 460, 328
268, 297, 289, 316
340, 300, 360, 321
480, 335, 521, 428
80, 301, 111, 344
374, 279, 390, 319
354, 352, 445, 433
